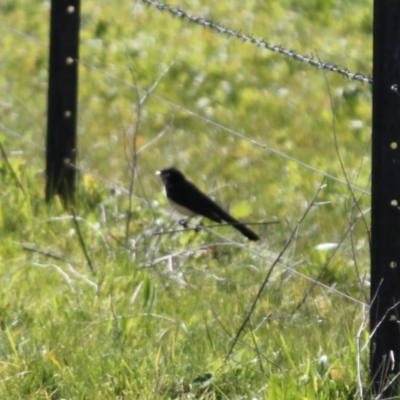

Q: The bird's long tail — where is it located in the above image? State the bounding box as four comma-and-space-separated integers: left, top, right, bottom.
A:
217, 209, 260, 241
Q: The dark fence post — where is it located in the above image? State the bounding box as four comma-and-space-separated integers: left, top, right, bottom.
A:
45, 0, 80, 203
370, 0, 400, 396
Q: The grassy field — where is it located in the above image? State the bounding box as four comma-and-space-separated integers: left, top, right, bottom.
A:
1, 0, 372, 398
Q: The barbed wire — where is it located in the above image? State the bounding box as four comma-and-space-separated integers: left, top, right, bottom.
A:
142, 0, 373, 85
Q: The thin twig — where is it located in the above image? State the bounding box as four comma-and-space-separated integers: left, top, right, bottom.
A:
21, 244, 69, 262
70, 207, 95, 273
225, 180, 327, 360
123, 60, 175, 246
110, 297, 125, 359
356, 304, 368, 399
293, 216, 356, 312
152, 220, 280, 236
321, 63, 370, 303
123, 72, 141, 247
0, 142, 26, 194
209, 308, 281, 370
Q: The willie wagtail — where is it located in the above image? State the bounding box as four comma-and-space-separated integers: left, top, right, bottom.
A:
156, 167, 260, 241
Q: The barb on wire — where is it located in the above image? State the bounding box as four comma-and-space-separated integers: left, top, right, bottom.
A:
141, 0, 372, 85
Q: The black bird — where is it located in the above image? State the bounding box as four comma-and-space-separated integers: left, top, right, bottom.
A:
156, 167, 260, 241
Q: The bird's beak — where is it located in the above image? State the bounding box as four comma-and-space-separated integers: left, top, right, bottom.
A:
155, 170, 161, 176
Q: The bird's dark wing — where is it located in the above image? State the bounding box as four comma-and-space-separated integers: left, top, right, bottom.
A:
167, 180, 259, 241
166, 180, 223, 223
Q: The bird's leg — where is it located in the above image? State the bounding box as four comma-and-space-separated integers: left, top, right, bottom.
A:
194, 221, 204, 233
179, 217, 191, 228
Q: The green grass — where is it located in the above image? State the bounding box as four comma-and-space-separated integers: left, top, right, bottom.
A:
1, 0, 372, 398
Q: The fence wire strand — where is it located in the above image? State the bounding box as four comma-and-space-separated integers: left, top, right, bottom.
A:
141, 0, 372, 85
